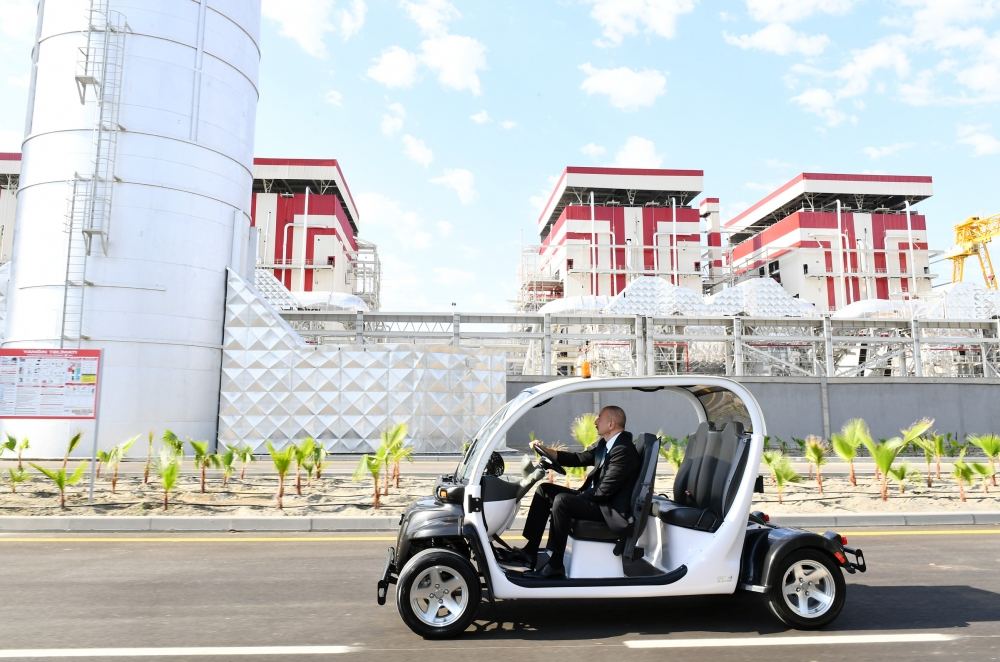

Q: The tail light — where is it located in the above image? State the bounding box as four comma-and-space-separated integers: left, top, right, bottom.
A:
840, 535, 848, 546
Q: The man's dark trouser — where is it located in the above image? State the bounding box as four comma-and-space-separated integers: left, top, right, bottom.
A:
522, 482, 605, 567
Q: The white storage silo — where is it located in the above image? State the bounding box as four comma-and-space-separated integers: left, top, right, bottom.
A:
2, 0, 261, 455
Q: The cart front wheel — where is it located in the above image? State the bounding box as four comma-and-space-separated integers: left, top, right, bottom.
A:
396, 548, 481, 639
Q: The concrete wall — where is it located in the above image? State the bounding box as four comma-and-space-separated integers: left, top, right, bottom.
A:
505, 376, 1000, 448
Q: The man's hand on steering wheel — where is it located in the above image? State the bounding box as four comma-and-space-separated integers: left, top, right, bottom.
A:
529, 440, 566, 475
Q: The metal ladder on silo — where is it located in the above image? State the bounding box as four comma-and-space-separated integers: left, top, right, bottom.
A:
63, 1, 128, 345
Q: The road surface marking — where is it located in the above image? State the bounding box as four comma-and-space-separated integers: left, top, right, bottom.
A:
0, 646, 356, 658
624, 633, 957, 649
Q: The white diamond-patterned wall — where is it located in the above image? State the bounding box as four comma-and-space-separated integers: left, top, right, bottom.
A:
219, 270, 506, 453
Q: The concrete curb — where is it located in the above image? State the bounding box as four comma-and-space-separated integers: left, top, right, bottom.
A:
0, 512, 998, 532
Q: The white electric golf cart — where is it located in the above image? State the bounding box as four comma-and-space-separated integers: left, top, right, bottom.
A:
377, 376, 866, 638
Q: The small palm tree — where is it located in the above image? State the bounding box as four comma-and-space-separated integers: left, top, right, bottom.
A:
804, 435, 828, 495
30, 463, 87, 509
143, 431, 154, 485
926, 432, 948, 481
865, 418, 933, 501
267, 441, 296, 509
765, 453, 801, 504
157, 449, 181, 511
952, 450, 975, 502
236, 444, 255, 480
1, 434, 14, 456
887, 463, 920, 495
565, 415, 597, 485
376, 425, 408, 495
106, 435, 139, 494
353, 441, 390, 509
911, 436, 936, 487
294, 437, 316, 496
970, 462, 992, 493
95, 449, 110, 479
387, 426, 413, 489
189, 440, 215, 493
831, 419, 868, 487
63, 432, 83, 470
967, 434, 1000, 487
6, 468, 29, 493
217, 445, 236, 488
311, 443, 328, 480
762, 449, 782, 484
161, 429, 185, 455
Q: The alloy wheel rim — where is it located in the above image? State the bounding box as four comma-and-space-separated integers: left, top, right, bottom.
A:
410, 565, 469, 627
780, 560, 836, 618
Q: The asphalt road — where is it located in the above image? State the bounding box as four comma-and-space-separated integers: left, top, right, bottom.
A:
0, 527, 998, 661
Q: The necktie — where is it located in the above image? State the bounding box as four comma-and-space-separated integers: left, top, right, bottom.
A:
583, 439, 607, 493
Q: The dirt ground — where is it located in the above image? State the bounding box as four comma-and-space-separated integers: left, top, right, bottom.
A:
0, 465, 996, 516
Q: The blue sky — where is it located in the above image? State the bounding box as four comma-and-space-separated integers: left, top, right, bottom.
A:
2, 0, 999, 311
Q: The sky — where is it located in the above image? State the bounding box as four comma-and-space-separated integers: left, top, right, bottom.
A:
1, 0, 999, 311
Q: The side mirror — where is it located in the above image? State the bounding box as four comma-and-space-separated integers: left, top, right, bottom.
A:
754, 475, 765, 493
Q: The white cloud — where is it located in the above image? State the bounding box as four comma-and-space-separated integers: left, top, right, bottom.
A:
586, 0, 697, 47
338, 0, 367, 39
436, 221, 454, 237
380, 103, 406, 136
262, 0, 367, 57
529, 176, 560, 216
431, 169, 477, 204
834, 40, 910, 99
791, 87, 851, 126
500, 120, 517, 130
764, 158, 792, 169
724, 23, 830, 57
862, 142, 913, 159
402, 134, 434, 167
746, 0, 856, 24
579, 63, 667, 111
899, 69, 937, 106
368, 46, 420, 88
356, 191, 432, 250
581, 142, 606, 158
957, 124, 1000, 156
324, 89, 343, 106
402, 0, 460, 36
420, 35, 487, 95
613, 136, 663, 168
470, 110, 491, 124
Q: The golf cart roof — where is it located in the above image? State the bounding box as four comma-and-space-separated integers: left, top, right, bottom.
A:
520, 376, 765, 434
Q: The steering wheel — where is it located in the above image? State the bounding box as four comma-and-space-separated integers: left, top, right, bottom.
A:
536, 451, 566, 475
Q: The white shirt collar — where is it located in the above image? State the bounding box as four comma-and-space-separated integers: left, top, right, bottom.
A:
605, 431, 622, 450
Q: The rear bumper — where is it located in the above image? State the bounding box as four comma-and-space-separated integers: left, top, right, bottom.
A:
376, 546, 397, 605
841, 545, 867, 574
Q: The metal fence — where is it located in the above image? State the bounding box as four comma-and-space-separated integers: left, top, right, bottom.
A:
279, 311, 1000, 379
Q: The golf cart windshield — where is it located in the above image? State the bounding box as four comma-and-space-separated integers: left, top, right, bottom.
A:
454, 387, 537, 482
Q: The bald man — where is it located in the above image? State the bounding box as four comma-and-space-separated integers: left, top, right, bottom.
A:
515, 406, 640, 579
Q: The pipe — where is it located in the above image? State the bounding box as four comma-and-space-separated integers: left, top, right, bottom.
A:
671, 196, 677, 285
298, 187, 310, 292
836, 199, 846, 309
905, 199, 917, 298
590, 191, 597, 296
652, 231, 672, 276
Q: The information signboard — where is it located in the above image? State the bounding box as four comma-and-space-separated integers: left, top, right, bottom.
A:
0, 349, 101, 419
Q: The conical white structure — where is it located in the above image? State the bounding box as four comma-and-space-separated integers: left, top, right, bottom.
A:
705, 278, 817, 317
604, 276, 709, 316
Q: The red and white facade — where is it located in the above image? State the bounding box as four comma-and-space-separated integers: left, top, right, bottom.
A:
0, 154, 378, 308
523, 167, 704, 308
724, 173, 934, 311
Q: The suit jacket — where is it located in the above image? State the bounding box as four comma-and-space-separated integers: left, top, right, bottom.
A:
554, 431, 640, 531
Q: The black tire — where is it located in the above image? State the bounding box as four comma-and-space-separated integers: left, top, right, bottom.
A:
766, 549, 846, 629
396, 548, 481, 639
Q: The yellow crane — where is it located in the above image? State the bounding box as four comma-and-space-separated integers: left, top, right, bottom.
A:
946, 213, 1000, 289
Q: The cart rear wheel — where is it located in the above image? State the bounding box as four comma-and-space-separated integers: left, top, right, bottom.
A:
396, 548, 481, 639
766, 549, 846, 629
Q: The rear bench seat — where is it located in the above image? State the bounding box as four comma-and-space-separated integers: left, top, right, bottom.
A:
652, 421, 750, 532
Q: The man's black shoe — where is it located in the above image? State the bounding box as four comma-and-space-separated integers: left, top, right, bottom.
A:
499, 546, 535, 567
525, 561, 565, 579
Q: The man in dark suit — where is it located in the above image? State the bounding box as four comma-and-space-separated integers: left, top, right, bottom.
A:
515, 405, 640, 579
